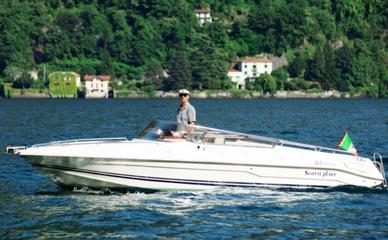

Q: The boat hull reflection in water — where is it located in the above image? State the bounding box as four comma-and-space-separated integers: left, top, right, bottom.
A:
7, 120, 386, 192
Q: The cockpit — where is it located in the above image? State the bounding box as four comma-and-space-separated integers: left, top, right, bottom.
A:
136, 120, 278, 147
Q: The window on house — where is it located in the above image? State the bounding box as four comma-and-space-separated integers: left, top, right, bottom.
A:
253, 73, 256, 76
265, 65, 267, 68
244, 65, 247, 68
244, 72, 247, 75
253, 65, 256, 68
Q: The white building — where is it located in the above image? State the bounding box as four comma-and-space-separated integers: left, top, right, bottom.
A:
84, 75, 110, 98
228, 57, 273, 89
195, 8, 212, 26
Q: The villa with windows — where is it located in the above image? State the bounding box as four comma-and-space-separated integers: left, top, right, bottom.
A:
194, 8, 212, 26
228, 57, 273, 89
84, 75, 111, 98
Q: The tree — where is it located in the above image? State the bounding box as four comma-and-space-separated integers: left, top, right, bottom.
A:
44, 9, 83, 59
304, 5, 333, 44
166, 48, 191, 91
288, 52, 307, 78
5, 66, 33, 88
335, 44, 354, 91
144, 59, 164, 90
230, 20, 263, 56
13, 71, 33, 89
247, 0, 278, 53
131, 19, 165, 66
98, 49, 113, 75
0, 2, 36, 73
259, 73, 277, 94
248, 0, 308, 54
271, 67, 289, 90
332, 0, 366, 39
335, 41, 378, 93
190, 34, 228, 89
305, 46, 328, 90
322, 43, 340, 90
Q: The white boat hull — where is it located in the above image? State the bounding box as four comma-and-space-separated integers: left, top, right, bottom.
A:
17, 139, 385, 191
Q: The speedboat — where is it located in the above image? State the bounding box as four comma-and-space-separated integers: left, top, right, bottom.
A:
6, 120, 387, 192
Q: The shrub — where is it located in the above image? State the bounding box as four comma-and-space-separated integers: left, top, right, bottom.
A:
259, 73, 277, 94
360, 85, 379, 97
12, 71, 33, 89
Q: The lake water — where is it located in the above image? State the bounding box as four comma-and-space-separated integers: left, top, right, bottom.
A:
0, 99, 387, 239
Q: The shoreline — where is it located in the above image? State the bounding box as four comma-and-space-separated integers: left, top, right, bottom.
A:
1, 90, 379, 99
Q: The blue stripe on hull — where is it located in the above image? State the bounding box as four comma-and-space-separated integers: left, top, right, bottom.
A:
33, 163, 329, 189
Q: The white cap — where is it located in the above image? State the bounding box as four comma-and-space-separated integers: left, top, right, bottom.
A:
178, 89, 190, 95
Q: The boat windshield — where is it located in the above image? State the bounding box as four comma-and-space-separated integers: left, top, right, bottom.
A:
136, 120, 355, 154
136, 120, 279, 148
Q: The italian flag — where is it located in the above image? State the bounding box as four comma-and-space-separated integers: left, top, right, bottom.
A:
337, 131, 358, 155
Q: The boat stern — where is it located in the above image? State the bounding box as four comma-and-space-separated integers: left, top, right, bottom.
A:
371, 153, 388, 189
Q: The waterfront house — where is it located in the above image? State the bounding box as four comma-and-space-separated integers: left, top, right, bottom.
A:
84, 75, 110, 98
49, 72, 79, 98
195, 8, 212, 26
228, 57, 273, 89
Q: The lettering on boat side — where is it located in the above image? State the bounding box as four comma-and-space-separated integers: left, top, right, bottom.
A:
305, 170, 337, 178
314, 160, 335, 167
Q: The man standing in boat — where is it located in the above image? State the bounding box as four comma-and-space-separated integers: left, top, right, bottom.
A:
176, 89, 196, 134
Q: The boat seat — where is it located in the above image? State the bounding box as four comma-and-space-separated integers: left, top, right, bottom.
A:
214, 136, 225, 144
159, 136, 187, 141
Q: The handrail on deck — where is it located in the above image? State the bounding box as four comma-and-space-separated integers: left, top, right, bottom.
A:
203, 126, 352, 155
32, 137, 129, 147
278, 139, 352, 155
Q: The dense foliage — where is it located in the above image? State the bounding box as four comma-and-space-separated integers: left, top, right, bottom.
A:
0, 0, 387, 96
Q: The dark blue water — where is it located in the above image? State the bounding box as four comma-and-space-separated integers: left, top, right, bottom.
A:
1, 99, 387, 239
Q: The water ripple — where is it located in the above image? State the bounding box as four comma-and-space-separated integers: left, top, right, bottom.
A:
0, 99, 387, 238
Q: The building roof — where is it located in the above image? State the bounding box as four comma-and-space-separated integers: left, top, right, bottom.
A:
84, 75, 111, 81
99, 75, 111, 81
241, 57, 272, 63
195, 8, 211, 13
84, 75, 96, 81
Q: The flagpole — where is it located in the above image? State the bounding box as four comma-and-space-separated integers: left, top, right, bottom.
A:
336, 130, 348, 149
336, 128, 352, 149
337, 128, 358, 156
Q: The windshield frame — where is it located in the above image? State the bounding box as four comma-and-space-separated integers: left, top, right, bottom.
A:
135, 120, 355, 155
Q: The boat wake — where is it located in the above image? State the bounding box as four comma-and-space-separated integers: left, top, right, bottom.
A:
55, 183, 388, 196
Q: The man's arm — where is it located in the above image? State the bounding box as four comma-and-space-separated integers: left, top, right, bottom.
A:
187, 106, 196, 124
186, 106, 196, 133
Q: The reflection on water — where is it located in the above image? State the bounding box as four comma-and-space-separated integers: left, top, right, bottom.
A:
0, 99, 387, 238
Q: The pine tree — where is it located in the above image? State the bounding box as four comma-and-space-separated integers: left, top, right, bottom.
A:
144, 59, 164, 90
166, 48, 191, 91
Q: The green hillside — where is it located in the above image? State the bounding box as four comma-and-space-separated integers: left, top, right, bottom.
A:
0, 0, 386, 96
